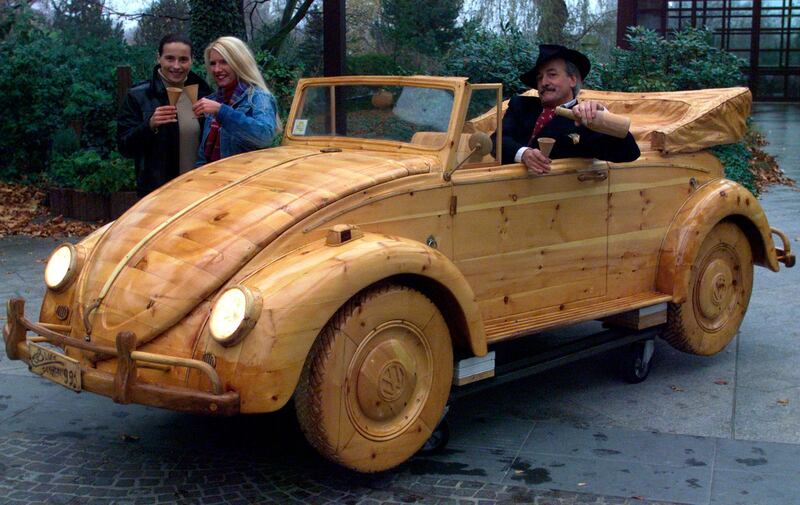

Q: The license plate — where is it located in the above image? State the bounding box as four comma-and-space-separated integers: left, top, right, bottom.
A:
28, 342, 82, 392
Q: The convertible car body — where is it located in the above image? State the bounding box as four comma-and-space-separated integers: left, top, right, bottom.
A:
4, 76, 794, 472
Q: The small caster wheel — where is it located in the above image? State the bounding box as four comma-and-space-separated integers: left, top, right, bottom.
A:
418, 417, 450, 455
621, 338, 655, 384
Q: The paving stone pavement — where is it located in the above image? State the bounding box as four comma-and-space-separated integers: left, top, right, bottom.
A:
1, 103, 799, 505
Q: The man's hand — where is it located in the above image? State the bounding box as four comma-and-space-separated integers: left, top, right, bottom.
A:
149, 105, 177, 130
521, 148, 551, 175
192, 98, 222, 117
572, 100, 606, 127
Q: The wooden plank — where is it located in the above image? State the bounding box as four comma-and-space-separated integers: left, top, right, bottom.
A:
484, 292, 672, 342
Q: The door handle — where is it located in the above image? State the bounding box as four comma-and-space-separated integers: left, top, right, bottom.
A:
577, 170, 608, 182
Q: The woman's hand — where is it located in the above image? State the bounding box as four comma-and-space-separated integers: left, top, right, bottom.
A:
192, 98, 222, 117
149, 105, 177, 130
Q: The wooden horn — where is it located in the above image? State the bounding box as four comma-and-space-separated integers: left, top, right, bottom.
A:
555, 106, 631, 139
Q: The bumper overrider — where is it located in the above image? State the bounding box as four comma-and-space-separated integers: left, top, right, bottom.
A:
3, 298, 239, 416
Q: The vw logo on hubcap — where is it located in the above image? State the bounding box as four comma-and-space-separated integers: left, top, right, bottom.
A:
378, 360, 407, 402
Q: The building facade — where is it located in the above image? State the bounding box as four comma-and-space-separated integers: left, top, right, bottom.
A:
617, 0, 799, 101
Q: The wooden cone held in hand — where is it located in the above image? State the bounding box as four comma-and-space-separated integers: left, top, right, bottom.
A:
166, 87, 182, 106
555, 106, 631, 139
537, 137, 555, 157
184, 84, 199, 104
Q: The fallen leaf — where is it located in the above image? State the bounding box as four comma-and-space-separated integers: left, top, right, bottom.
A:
714, 380, 729, 385
0, 182, 100, 238
777, 399, 789, 406
670, 385, 685, 392
121, 433, 140, 442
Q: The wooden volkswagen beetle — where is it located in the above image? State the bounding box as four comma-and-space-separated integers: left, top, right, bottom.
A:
4, 76, 795, 472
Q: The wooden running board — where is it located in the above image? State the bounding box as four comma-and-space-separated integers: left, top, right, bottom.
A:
484, 292, 673, 343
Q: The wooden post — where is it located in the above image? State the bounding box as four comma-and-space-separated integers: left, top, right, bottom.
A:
322, 0, 345, 77
749, 0, 762, 97
4, 298, 26, 360
323, 0, 347, 135
616, 0, 638, 49
113, 331, 137, 404
116, 65, 132, 110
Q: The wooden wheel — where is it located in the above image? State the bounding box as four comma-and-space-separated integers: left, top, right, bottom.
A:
663, 222, 753, 356
295, 283, 453, 472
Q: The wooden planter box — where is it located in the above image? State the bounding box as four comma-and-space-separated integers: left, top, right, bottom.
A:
110, 191, 139, 220
47, 188, 73, 217
48, 188, 138, 222
70, 190, 110, 222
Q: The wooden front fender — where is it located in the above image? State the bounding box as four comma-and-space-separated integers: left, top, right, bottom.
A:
228, 232, 486, 413
656, 178, 779, 304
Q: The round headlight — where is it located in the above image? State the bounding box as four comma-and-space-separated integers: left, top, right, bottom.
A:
44, 243, 78, 291
209, 286, 261, 346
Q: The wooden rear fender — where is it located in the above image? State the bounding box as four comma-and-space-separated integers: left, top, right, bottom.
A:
656, 178, 779, 303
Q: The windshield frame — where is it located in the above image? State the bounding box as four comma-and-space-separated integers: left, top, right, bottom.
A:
284, 76, 467, 152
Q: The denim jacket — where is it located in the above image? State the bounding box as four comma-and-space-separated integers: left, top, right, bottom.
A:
195, 86, 279, 166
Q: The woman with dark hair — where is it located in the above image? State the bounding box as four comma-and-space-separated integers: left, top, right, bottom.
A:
117, 33, 212, 197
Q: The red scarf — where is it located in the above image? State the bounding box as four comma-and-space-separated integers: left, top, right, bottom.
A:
527, 107, 556, 146
203, 82, 239, 163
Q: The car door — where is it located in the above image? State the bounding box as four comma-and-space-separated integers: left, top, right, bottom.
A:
450, 159, 610, 341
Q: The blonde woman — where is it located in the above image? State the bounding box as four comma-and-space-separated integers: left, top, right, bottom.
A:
193, 36, 281, 165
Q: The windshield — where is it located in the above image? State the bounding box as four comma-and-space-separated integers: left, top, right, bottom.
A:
291, 84, 455, 147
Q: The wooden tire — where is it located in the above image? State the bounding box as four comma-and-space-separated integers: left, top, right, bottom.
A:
663, 222, 753, 356
295, 283, 453, 472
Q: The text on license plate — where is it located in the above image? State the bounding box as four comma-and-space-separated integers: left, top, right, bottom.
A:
28, 342, 82, 392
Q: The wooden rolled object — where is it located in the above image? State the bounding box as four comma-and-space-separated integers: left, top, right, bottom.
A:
555, 106, 631, 139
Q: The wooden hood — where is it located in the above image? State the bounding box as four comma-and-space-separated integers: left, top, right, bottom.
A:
75, 145, 435, 347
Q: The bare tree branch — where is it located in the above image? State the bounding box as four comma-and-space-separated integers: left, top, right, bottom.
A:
49, 0, 190, 22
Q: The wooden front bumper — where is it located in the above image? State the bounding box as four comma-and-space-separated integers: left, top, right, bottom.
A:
3, 298, 239, 416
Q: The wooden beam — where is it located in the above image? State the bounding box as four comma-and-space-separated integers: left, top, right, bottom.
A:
323, 0, 345, 77
116, 65, 132, 110
616, 0, 638, 49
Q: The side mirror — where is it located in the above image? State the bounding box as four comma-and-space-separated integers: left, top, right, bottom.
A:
444, 132, 494, 181
467, 132, 492, 162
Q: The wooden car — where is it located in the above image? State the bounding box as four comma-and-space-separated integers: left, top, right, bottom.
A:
4, 76, 795, 472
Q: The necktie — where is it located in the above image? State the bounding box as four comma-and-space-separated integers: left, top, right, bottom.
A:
528, 107, 556, 146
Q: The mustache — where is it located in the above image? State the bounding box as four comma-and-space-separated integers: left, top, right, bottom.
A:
540, 86, 557, 93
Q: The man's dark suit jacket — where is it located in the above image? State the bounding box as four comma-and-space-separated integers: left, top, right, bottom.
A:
492, 95, 641, 165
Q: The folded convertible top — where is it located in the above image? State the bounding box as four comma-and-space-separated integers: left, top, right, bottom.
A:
468, 87, 752, 155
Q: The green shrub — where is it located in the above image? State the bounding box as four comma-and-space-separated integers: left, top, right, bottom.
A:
256, 51, 301, 115
0, 5, 152, 182
347, 53, 408, 76
443, 21, 536, 98
50, 128, 80, 159
712, 143, 757, 196
587, 26, 745, 92
48, 150, 135, 194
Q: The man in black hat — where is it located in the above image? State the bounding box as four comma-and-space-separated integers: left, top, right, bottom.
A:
494, 44, 640, 175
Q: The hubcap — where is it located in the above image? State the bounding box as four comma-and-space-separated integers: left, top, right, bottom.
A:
694, 245, 740, 332
346, 320, 432, 441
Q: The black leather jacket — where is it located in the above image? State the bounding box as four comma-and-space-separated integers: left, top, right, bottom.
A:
493, 95, 640, 165
117, 66, 212, 197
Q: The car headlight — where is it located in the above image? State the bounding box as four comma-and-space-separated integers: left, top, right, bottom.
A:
209, 286, 261, 346
44, 243, 79, 291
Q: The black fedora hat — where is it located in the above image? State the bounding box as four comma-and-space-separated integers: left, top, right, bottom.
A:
519, 44, 591, 88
